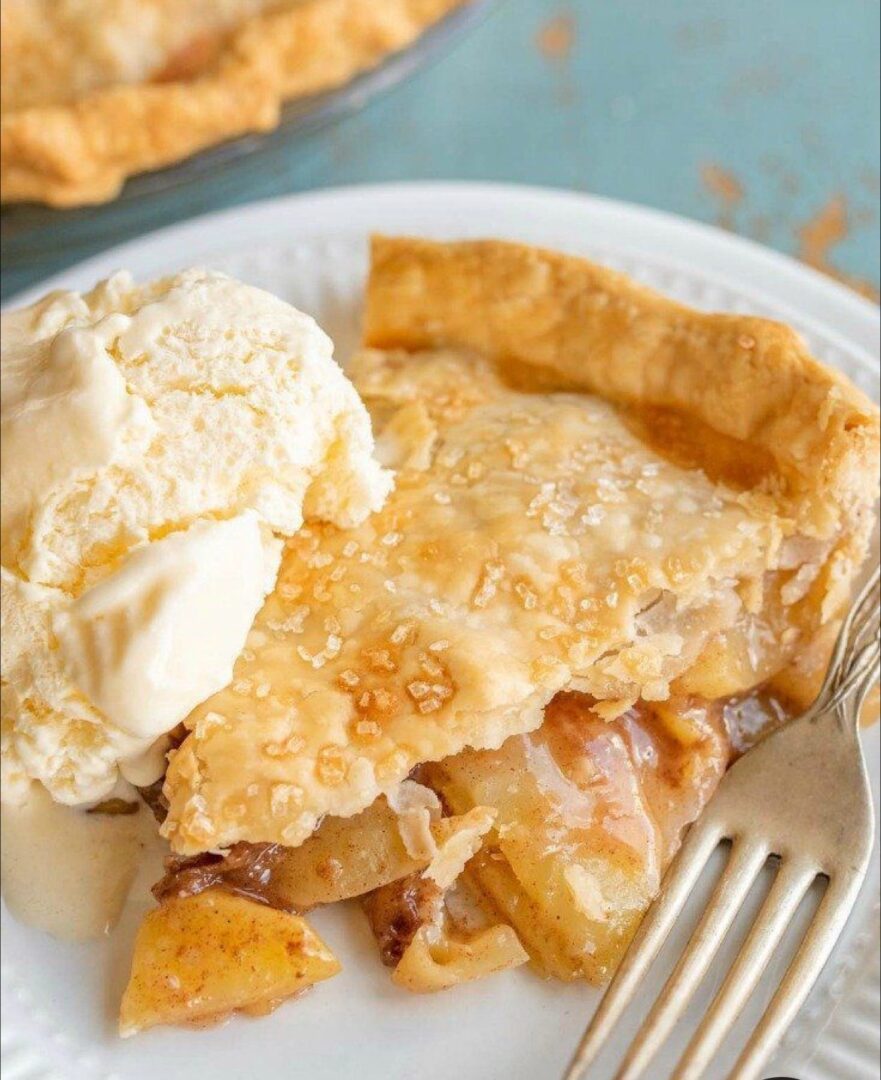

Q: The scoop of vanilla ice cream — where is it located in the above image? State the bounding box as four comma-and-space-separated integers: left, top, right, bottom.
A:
1, 269, 392, 806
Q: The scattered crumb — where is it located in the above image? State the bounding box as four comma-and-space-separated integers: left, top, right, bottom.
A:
796, 195, 879, 303
700, 163, 745, 231
698, 162, 880, 302
536, 13, 576, 63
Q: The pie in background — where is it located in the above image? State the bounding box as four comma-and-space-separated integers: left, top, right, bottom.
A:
0, 0, 472, 206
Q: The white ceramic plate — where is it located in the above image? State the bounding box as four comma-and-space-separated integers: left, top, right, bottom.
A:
3, 183, 879, 1080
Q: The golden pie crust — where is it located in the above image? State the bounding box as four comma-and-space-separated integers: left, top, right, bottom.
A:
0, 0, 471, 206
365, 237, 878, 529
160, 237, 879, 856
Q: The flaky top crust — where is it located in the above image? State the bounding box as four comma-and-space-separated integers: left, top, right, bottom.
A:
161, 238, 878, 855
365, 236, 880, 531
0, 0, 470, 206
163, 347, 800, 854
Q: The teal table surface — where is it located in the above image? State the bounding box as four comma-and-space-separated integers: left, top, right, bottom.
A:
2, 0, 879, 304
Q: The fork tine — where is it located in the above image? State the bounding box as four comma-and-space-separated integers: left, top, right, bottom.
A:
825, 640, 880, 718
815, 564, 880, 713
852, 650, 881, 717
614, 838, 769, 1080
728, 873, 865, 1080
563, 820, 723, 1080
671, 857, 819, 1080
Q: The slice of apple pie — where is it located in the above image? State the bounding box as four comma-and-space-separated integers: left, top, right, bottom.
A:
123, 237, 878, 1031
162, 237, 879, 857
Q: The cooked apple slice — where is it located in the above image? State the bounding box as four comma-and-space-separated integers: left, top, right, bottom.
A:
425, 692, 731, 983
119, 890, 339, 1036
393, 924, 528, 993
269, 796, 496, 909
268, 795, 428, 908
151, 786, 476, 912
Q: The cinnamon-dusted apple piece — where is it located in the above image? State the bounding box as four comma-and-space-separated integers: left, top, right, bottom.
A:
424, 692, 733, 982
119, 890, 339, 1036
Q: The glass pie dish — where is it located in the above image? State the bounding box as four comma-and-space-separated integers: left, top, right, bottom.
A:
0, 1, 494, 269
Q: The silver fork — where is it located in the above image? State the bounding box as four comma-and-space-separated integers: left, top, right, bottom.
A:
564, 563, 880, 1080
